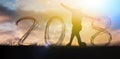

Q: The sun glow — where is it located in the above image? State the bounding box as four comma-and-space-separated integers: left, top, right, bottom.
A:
61, 0, 106, 16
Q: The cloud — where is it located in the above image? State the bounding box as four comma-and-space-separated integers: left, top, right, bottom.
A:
0, 4, 18, 32
16, 0, 61, 12
0, 4, 12, 15
0, 4, 17, 20
0, 4, 18, 45
0, 0, 17, 10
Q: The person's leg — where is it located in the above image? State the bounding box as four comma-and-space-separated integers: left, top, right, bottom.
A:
76, 32, 82, 45
67, 30, 75, 46
76, 32, 87, 47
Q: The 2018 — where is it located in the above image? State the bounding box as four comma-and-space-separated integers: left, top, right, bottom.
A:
16, 16, 112, 46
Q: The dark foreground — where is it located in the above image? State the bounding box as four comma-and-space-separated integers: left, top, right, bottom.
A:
0, 46, 120, 59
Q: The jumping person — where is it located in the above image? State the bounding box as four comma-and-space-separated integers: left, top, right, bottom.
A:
61, 3, 95, 46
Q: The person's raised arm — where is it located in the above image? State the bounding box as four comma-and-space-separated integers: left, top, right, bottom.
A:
60, 3, 74, 12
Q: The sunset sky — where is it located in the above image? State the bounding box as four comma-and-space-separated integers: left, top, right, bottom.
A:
0, 0, 120, 46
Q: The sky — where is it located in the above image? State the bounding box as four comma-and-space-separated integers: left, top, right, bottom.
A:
0, 0, 16, 10
0, 0, 120, 46
15, 0, 120, 30
0, 0, 120, 29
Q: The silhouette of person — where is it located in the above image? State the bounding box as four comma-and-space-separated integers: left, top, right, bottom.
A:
61, 3, 95, 46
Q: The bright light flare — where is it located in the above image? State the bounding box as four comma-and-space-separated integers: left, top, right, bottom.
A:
61, 0, 106, 16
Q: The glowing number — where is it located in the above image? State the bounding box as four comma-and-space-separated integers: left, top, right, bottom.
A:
45, 16, 65, 46
90, 16, 112, 46
16, 17, 37, 45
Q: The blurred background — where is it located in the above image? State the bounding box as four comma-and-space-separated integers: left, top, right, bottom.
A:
0, 0, 120, 46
